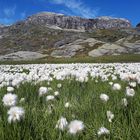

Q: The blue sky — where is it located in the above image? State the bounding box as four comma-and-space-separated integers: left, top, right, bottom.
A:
0, 0, 139, 26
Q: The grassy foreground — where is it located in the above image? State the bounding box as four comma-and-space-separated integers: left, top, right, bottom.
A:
0, 78, 140, 140
0, 54, 140, 65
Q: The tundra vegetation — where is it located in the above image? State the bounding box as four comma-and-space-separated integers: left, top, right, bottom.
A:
0, 63, 139, 140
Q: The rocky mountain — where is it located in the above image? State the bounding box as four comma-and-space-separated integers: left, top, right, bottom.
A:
0, 24, 4, 28
0, 12, 139, 61
25, 12, 131, 31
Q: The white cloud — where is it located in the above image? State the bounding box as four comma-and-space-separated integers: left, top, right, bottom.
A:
3, 5, 16, 17
50, 0, 99, 18
0, 5, 17, 25
0, 5, 26, 25
20, 12, 26, 19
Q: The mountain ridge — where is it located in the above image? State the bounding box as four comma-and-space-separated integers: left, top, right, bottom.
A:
0, 12, 139, 61
25, 12, 131, 31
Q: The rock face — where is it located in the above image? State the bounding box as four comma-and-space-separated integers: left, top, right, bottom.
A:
51, 44, 83, 58
0, 51, 46, 61
26, 12, 131, 31
95, 17, 131, 29
51, 36, 140, 58
0, 24, 4, 28
51, 38, 104, 58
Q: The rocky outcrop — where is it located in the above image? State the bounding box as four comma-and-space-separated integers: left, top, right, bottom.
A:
88, 37, 140, 57
26, 12, 131, 31
0, 51, 46, 61
0, 24, 5, 35
51, 44, 83, 58
0, 24, 4, 28
51, 38, 104, 57
88, 43, 126, 57
51, 36, 140, 58
95, 17, 131, 29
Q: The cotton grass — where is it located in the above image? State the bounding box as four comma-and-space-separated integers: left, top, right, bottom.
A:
2, 93, 17, 107
7, 106, 25, 123
55, 117, 68, 131
68, 120, 84, 134
100, 94, 109, 102
0, 63, 139, 139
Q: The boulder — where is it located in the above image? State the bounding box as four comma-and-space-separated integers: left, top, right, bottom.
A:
0, 51, 46, 61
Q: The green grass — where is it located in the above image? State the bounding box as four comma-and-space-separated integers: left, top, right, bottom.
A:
0, 78, 140, 140
0, 54, 140, 65
88, 29, 129, 43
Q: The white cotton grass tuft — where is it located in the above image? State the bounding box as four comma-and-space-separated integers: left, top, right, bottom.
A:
19, 98, 25, 103
2, 93, 18, 107
46, 95, 55, 101
65, 102, 71, 108
55, 117, 68, 131
129, 82, 137, 88
109, 82, 113, 86
7, 87, 14, 93
100, 94, 109, 102
47, 81, 50, 85
126, 87, 135, 97
48, 87, 53, 91
112, 75, 117, 80
39, 87, 48, 96
112, 83, 121, 90
107, 111, 114, 122
122, 98, 128, 107
95, 80, 98, 83
97, 127, 110, 137
57, 83, 62, 88
54, 91, 59, 96
7, 106, 25, 123
68, 120, 84, 134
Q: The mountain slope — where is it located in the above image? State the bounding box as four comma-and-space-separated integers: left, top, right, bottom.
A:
26, 12, 131, 31
0, 12, 139, 61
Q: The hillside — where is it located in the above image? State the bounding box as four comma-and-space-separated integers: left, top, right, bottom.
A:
0, 12, 140, 62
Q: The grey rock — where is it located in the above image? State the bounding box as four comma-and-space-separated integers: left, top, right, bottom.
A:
0, 24, 5, 28
0, 51, 46, 61
51, 38, 104, 58
51, 44, 83, 58
89, 43, 127, 57
51, 50, 76, 58
95, 17, 131, 29
88, 41, 140, 57
0, 35, 3, 39
26, 12, 131, 31
83, 38, 104, 47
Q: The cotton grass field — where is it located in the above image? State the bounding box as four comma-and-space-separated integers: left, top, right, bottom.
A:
0, 63, 140, 140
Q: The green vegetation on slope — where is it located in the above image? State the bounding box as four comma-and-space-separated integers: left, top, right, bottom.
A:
88, 29, 129, 42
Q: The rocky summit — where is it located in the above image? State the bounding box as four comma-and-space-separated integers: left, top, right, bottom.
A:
0, 24, 5, 28
26, 12, 131, 31
0, 12, 139, 61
